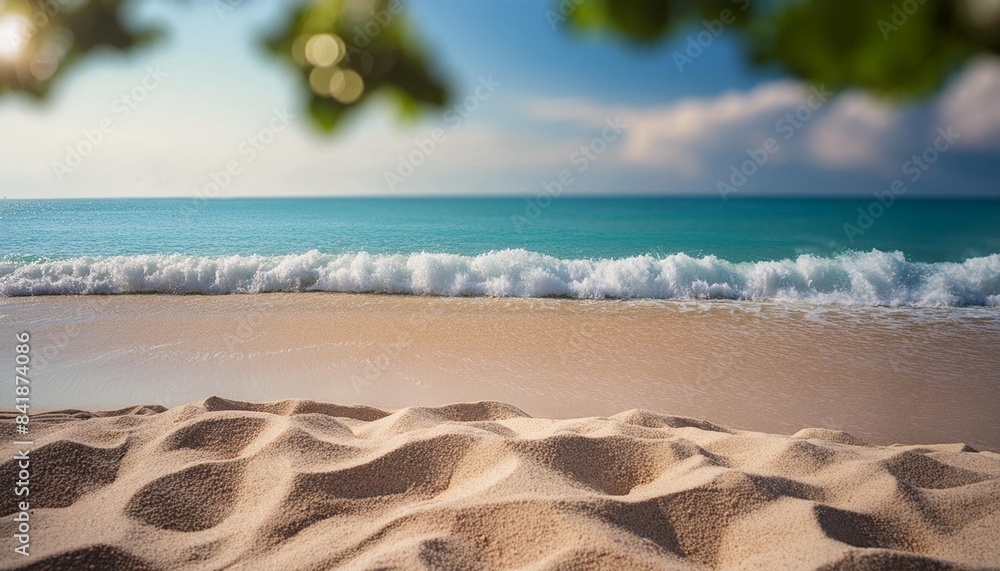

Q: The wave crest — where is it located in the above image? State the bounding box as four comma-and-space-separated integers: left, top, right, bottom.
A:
2, 249, 999, 306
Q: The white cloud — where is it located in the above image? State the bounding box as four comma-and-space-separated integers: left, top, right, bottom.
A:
805, 92, 901, 169
623, 82, 807, 174
525, 56, 1000, 178
529, 82, 819, 176
938, 56, 1000, 148
804, 57, 1000, 169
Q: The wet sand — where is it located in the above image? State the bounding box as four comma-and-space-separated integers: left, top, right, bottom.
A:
1, 294, 998, 450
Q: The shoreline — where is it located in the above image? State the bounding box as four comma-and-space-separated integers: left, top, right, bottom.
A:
6, 288, 1000, 306
2, 293, 998, 450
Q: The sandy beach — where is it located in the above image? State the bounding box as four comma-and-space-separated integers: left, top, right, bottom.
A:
3, 295, 999, 568
4, 0, 1000, 565
3, 294, 999, 450
2, 397, 999, 570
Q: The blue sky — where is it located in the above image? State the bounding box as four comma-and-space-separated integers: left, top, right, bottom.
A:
1, 0, 999, 199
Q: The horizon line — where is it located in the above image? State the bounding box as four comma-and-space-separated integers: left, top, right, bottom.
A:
3, 194, 1000, 201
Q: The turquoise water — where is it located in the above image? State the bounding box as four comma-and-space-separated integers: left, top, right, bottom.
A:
2, 197, 999, 261
2, 197, 999, 305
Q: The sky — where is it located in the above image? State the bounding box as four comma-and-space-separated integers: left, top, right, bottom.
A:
1, 0, 999, 199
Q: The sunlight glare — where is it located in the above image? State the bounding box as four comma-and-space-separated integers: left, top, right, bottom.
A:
0, 13, 31, 62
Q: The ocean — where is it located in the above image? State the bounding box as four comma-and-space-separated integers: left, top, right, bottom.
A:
2, 197, 999, 306
3, 197, 999, 446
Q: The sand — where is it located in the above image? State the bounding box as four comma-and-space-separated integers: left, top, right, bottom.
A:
4, 294, 999, 450
2, 398, 998, 570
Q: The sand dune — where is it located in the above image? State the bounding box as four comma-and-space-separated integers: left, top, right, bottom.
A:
2, 398, 999, 570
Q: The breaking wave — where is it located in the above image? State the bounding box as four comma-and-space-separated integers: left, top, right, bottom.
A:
2, 249, 999, 307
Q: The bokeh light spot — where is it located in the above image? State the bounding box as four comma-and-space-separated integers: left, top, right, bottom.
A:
330, 68, 364, 104
291, 34, 309, 67
309, 66, 336, 96
29, 54, 56, 80
305, 33, 345, 68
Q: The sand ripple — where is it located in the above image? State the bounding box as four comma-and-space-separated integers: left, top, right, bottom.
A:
2, 398, 998, 570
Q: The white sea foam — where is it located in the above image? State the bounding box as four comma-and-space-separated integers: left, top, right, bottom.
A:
1, 249, 999, 306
